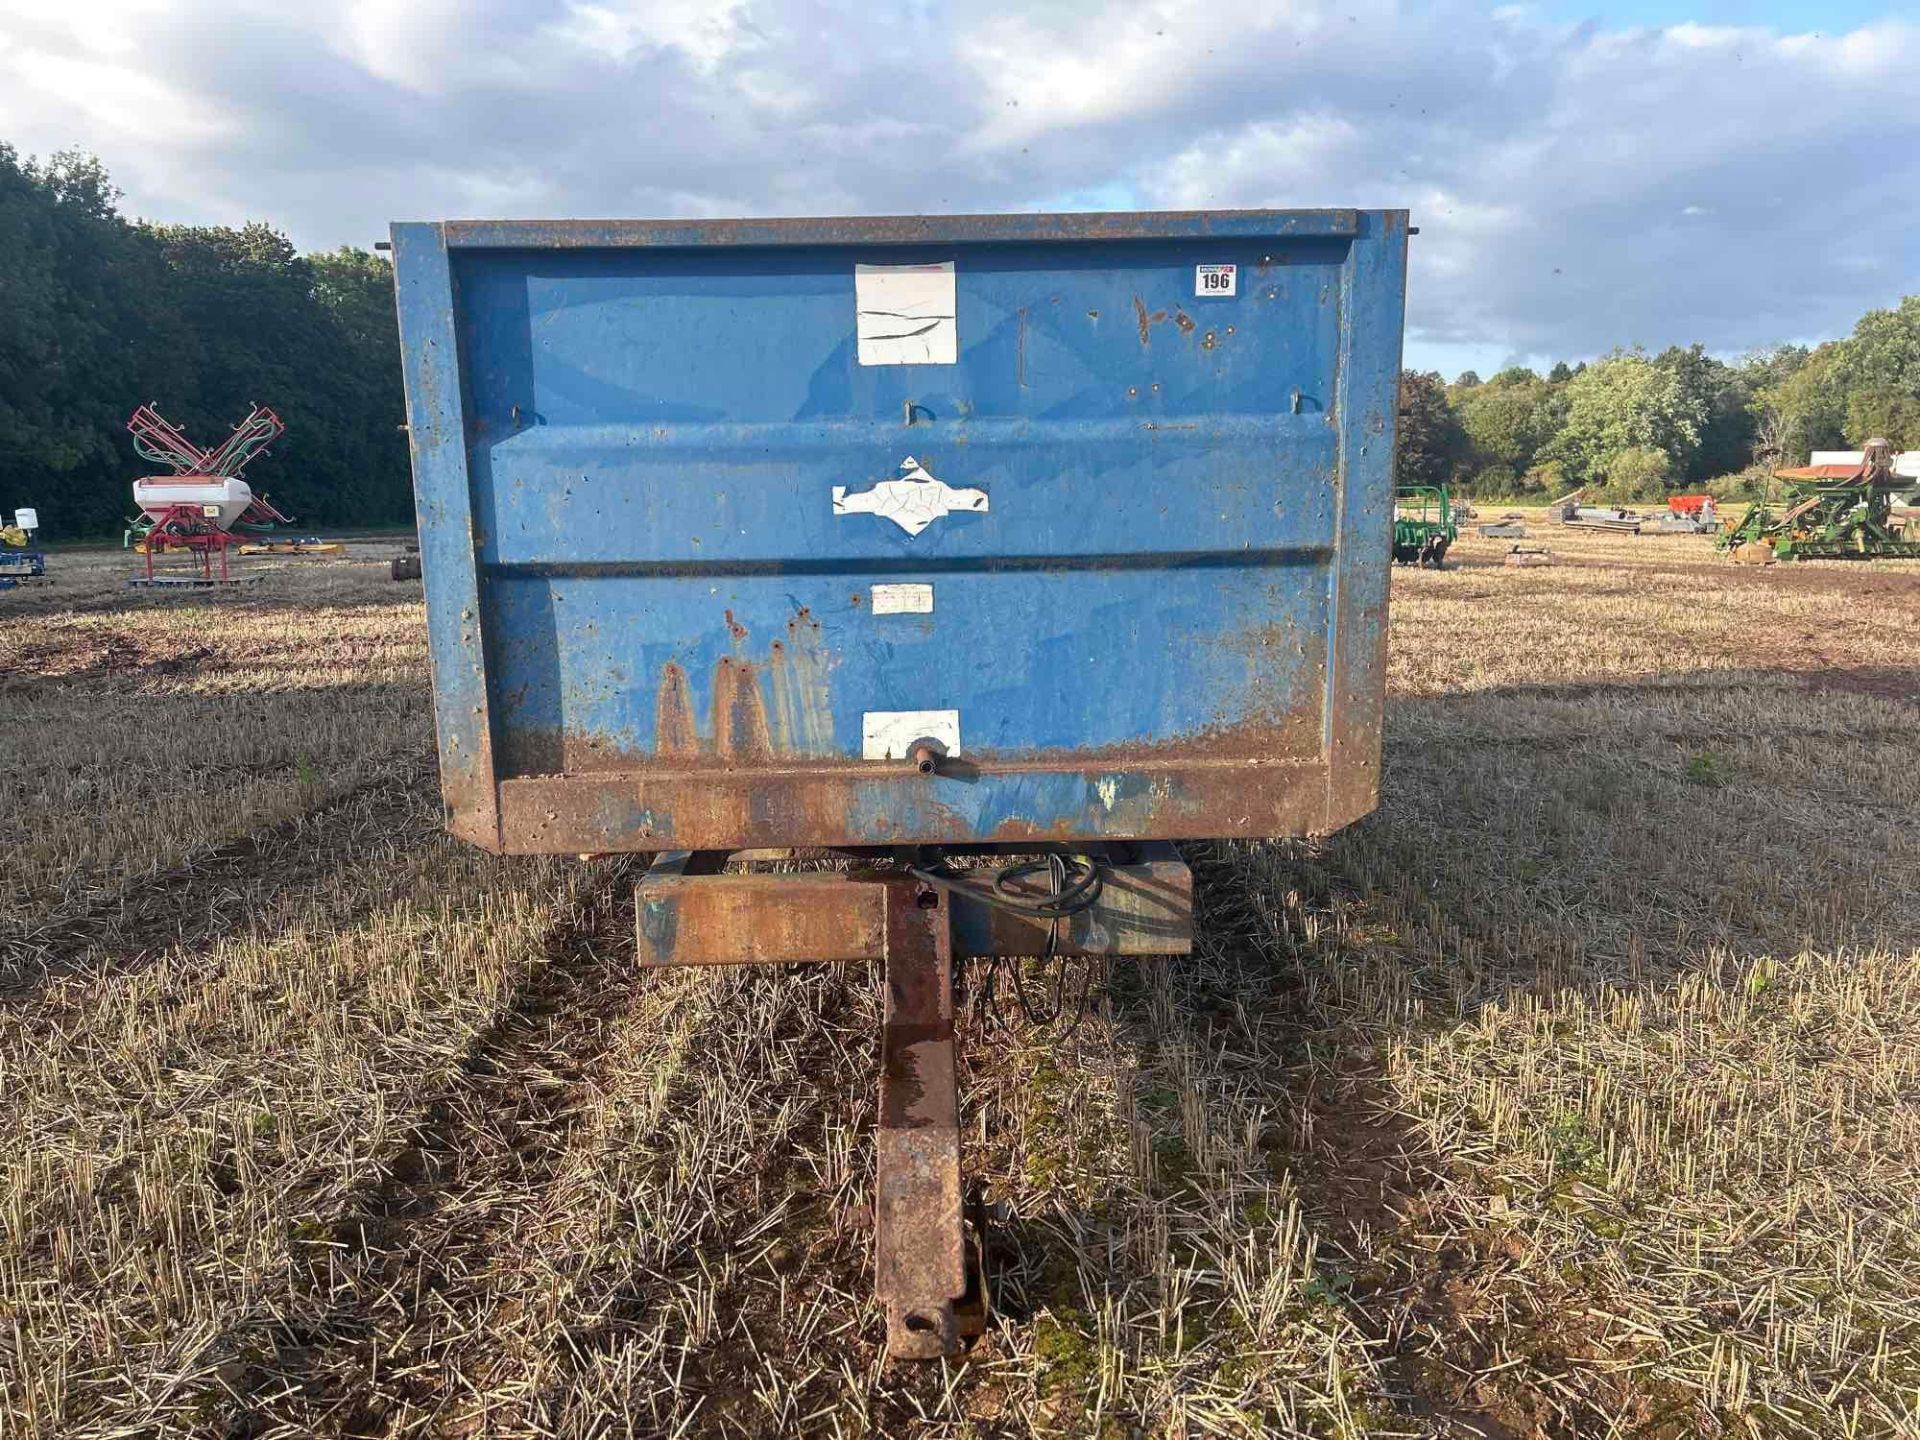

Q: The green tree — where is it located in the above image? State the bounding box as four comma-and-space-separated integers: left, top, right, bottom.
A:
307, 247, 410, 525
1546, 350, 1706, 487
1653, 344, 1754, 480
1597, 445, 1671, 503
1831, 296, 1920, 447
1758, 344, 1847, 465
1455, 368, 1563, 486
1739, 344, 1811, 395
1845, 386, 1920, 446
1394, 370, 1466, 489
0, 147, 187, 535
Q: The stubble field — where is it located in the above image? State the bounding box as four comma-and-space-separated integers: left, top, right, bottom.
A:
2, 526, 1917, 1439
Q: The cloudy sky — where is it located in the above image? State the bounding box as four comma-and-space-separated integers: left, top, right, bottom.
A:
1, 0, 1914, 376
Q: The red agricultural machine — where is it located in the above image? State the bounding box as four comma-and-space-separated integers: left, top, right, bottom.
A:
126, 404, 292, 586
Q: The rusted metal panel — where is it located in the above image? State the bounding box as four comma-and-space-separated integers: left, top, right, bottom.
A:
874, 881, 965, 1358
634, 843, 1190, 964
511, 758, 1328, 853
440, 209, 1360, 250
637, 871, 887, 966
392, 209, 1407, 853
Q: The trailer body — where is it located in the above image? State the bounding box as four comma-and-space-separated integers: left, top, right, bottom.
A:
391, 211, 1408, 854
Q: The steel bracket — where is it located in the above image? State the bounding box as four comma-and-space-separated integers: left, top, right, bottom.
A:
636, 842, 1192, 967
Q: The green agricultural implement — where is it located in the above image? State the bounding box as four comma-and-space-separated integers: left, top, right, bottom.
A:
1392, 484, 1456, 566
1721, 440, 1920, 562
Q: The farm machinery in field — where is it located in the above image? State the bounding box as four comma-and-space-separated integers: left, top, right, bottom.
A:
1719, 440, 1920, 562
1546, 490, 1721, 537
125, 404, 295, 585
1392, 484, 1456, 565
1, 508, 48, 590
1544, 488, 1638, 534
1653, 494, 1719, 533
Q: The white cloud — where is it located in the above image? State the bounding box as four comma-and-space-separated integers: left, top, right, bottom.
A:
333, 0, 469, 90
0, 0, 1912, 369
1153, 116, 1368, 207
959, 0, 1279, 148
550, 0, 754, 71
0, 45, 236, 144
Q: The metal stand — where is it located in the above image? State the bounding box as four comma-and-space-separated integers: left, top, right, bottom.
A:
635, 843, 1193, 1359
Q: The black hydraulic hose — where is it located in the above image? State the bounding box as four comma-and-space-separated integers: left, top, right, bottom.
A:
907, 852, 1104, 920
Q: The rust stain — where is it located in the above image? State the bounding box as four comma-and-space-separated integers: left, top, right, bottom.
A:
642, 606, 838, 770
711, 657, 773, 762
1173, 311, 1195, 335
655, 662, 698, 758
1202, 330, 1217, 351
769, 642, 797, 752
498, 737, 1348, 854
770, 608, 833, 756
792, 647, 833, 752
530, 708, 1326, 778
1133, 298, 1176, 346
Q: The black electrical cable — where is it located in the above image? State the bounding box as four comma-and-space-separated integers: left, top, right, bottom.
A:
912, 853, 1108, 1033
907, 852, 1104, 921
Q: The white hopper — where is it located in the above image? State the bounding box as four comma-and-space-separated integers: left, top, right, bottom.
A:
133, 477, 255, 531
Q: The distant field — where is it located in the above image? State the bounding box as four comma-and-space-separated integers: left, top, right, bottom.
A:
2, 525, 1916, 1438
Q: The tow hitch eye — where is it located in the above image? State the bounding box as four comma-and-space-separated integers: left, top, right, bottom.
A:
909, 739, 946, 776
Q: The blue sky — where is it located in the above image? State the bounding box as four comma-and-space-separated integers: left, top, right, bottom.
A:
0, 0, 1913, 377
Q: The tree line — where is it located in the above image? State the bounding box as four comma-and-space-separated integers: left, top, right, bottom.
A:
1395, 295, 1920, 501
0, 146, 408, 540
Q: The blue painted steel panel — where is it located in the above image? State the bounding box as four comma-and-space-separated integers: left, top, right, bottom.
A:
392, 210, 1407, 852
391, 223, 500, 848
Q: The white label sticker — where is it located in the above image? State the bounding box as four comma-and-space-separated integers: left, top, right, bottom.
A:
862, 709, 961, 761
1195, 263, 1237, 297
856, 261, 957, 365
833, 457, 988, 536
871, 582, 934, 614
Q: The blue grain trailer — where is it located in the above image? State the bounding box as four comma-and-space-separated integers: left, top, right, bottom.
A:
392, 209, 1408, 1356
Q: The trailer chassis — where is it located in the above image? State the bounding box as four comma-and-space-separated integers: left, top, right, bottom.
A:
634, 841, 1193, 1358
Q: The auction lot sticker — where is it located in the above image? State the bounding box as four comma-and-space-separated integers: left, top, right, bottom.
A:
1195, 263, 1237, 297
